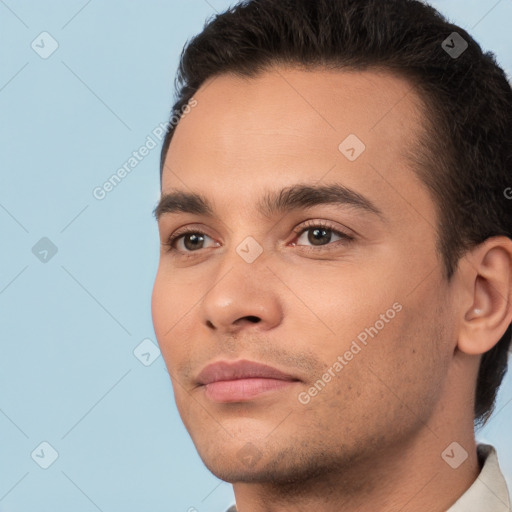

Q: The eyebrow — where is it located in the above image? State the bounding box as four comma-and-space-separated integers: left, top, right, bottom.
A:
153, 183, 384, 222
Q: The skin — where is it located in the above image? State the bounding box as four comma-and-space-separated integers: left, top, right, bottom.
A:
151, 66, 512, 512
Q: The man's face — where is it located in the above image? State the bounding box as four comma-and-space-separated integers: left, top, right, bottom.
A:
152, 67, 458, 483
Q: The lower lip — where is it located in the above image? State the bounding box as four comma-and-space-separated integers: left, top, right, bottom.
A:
203, 378, 297, 402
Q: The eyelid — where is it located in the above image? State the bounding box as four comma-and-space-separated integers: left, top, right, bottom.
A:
163, 224, 218, 252
291, 219, 355, 240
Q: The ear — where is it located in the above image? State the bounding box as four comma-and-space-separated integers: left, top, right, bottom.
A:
456, 236, 512, 356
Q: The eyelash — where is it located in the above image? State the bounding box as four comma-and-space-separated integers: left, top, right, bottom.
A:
163, 220, 355, 258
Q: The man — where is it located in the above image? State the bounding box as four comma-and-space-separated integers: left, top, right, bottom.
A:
151, 0, 512, 510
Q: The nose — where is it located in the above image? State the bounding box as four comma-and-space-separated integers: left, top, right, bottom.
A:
200, 257, 283, 335
206, 314, 261, 330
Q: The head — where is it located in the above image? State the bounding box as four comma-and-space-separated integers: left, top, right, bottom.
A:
152, 0, 512, 485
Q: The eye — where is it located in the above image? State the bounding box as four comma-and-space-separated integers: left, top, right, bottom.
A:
162, 220, 355, 257
164, 229, 217, 253
291, 220, 354, 251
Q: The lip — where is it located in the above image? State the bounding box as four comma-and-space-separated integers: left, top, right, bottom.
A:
196, 359, 300, 402
196, 359, 298, 385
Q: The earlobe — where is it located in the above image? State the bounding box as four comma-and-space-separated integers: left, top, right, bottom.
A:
457, 237, 512, 356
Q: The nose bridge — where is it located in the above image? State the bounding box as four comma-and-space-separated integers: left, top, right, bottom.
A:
215, 207, 271, 274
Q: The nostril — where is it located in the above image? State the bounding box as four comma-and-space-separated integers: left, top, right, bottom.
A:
244, 316, 260, 323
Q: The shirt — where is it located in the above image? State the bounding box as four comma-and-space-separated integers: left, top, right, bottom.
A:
447, 443, 511, 511
224, 443, 511, 512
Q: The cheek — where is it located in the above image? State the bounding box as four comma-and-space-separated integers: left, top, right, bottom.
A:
151, 268, 191, 362
152, 272, 196, 416
287, 255, 446, 396
314, 305, 445, 439
277, 256, 401, 353
350, 285, 450, 419
151, 270, 170, 342
152, 265, 196, 332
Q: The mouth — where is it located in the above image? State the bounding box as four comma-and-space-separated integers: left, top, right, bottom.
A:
196, 359, 301, 403
203, 377, 299, 402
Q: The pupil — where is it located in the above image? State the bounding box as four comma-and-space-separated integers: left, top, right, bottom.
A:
184, 233, 203, 250
309, 228, 331, 246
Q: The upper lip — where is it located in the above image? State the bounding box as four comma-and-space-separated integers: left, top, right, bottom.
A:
196, 359, 300, 385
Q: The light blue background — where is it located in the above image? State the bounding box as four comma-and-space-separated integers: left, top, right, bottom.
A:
1, 1, 511, 511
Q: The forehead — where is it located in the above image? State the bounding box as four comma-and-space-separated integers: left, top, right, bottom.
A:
161, 66, 432, 224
